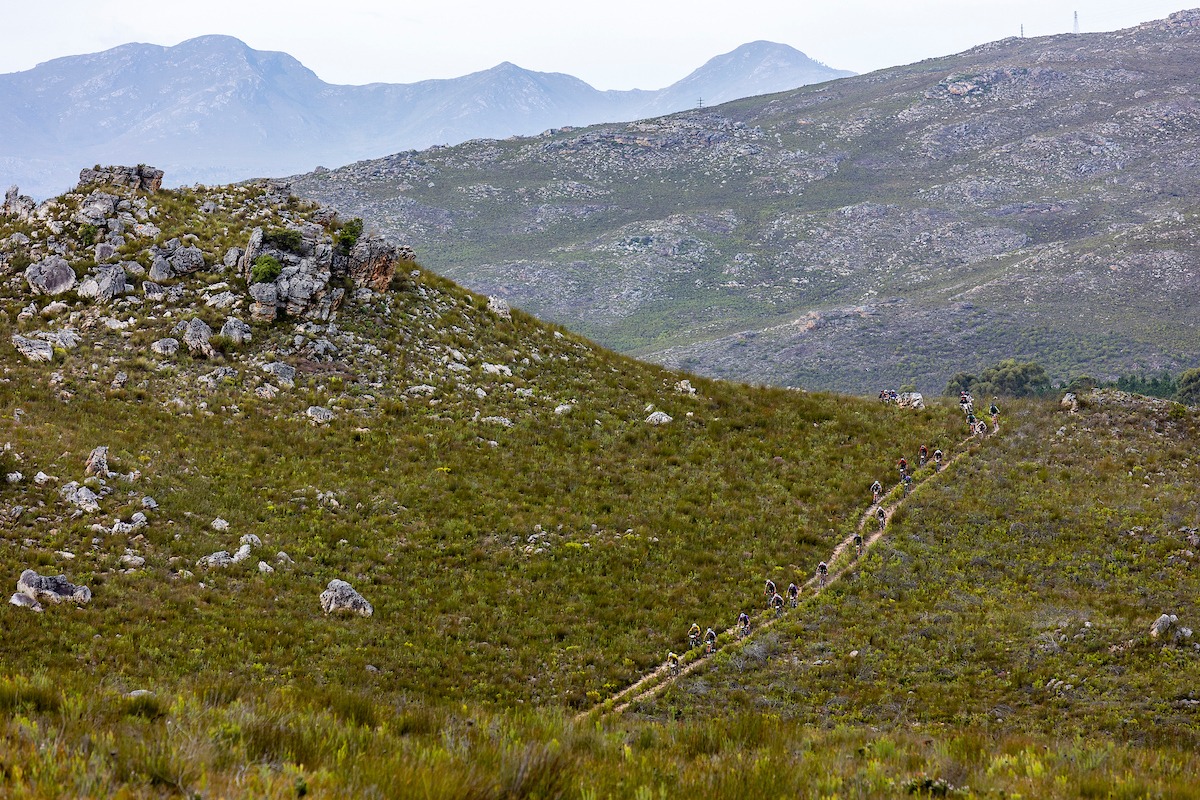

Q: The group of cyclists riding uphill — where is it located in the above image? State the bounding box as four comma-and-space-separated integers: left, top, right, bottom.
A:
666, 396, 998, 676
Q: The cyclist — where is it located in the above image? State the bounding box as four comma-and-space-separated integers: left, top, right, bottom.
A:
902, 472, 914, 496
898, 457, 908, 476
817, 560, 829, 586
870, 479, 883, 504
764, 579, 776, 607
771, 592, 785, 616
704, 627, 718, 654
918, 444, 928, 466
737, 611, 750, 637
667, 652, 680, 675
933, 449, 944, 472
854, 532, 864, 556
877, 507, 887, 530
688, 622, 701, 650
989, 399, 1000, 431
787, 582, 800, 607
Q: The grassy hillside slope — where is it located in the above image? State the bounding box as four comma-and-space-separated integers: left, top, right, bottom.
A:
293, 11, 1200, 394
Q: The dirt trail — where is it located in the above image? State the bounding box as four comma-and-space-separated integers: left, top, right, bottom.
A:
582, 426, 991, 721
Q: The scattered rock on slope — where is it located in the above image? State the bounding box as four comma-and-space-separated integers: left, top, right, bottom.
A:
320, 579, 373, 617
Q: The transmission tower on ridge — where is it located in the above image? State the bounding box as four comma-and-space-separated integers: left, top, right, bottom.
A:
1074, 11, 1080, 34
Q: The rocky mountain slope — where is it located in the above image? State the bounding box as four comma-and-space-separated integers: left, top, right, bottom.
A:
293, 10, 1200, 396
0, 36, 851, 199
2, 167, 1199, 798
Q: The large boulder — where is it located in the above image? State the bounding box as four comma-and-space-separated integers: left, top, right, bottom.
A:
320, 579, 373, 617
219, 317, 252, 345
181, 318, 215, 358
12, 334, 53, 362
77, 265, 127, 303
1150, 613, 1193, 642
897, 392, 925, 410
17, 569, 92, 604
25, 256, 77, 295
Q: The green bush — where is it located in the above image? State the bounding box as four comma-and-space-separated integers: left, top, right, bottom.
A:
78, 223, 98, 247
263, 227, 304, 252
251, 254, 282, 284
335, 217, 364, 256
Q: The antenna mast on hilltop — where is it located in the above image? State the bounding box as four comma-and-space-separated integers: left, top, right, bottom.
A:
697, 98, 704, 110
1021, 24, 1025, 38
1074, 11, 1080, 34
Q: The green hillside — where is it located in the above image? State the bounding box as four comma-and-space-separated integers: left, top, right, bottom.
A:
293, 11, 1200, 395
2, 174, 1199, 797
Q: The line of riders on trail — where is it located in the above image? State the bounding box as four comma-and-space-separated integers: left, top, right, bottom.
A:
665, 419, 996, 677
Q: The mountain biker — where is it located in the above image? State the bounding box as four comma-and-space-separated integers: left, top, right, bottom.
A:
704, 627, 718, 653
990, 399, 1000, 430
667, 652, 680, 673
918, 444, 928, 466
787, 582, 800, 607
902, 472, 914, 496
898, 457, 908, 475
933, 449, 943, 471
854, 532, 864, 556
870, 479, 883, 503
688, 622, 701, 649
764, 579, 776, 606
877, 507, 887, 530
817, 560, 829, 586
737, 611, 750, 636
771, 592, 784, 615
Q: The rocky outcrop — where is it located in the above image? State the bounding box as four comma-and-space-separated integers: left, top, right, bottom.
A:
12, 335, 54, 362
2, 186, 36, 221
84, 446, 112, 478
25, 256, 77, 295
320, 579, 373, 617
16, 569, 92, 604
149, 240, 206, 282
345, 239, 412, 293
78, 165, 164, 193
77, 265, 127, 303
179, 318, 215, 358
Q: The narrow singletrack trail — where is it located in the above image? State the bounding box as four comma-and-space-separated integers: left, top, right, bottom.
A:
581, 424, 994, 721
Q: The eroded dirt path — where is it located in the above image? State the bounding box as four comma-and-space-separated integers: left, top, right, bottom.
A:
583, 426, 992, 721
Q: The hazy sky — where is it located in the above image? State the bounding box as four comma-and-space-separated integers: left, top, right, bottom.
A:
0, 1, 1188, 89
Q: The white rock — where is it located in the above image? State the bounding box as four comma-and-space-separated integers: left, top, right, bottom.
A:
483, 363, 512, 377
211, 518, 230, 531
120, 553, 146, 568
320, 579, 373, 617
9, 592, 43, 612
196, 551, 233, 568
258, 561, 274, 574
307, 406, 334, 424
646, 411, 674, 425
487, 296, 511, 320
240, 533, 261, 547
230, 544, 253, 563
554, 404, 574, 415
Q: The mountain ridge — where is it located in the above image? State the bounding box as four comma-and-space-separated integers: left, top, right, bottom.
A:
291, 9, 1200, 395
0, 35, 853, 198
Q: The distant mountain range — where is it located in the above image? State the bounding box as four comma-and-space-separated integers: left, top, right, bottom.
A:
0, 35, 852, 198
292, 10, 1200, 395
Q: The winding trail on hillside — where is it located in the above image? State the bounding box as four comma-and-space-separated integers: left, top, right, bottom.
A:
581, 420, 996, 721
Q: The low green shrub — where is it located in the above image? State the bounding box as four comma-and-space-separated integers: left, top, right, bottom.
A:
263, 227, 304, 252
250, 255, 282, 284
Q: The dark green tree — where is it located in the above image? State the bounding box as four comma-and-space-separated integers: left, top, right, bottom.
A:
1177, 368, 1200, 406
